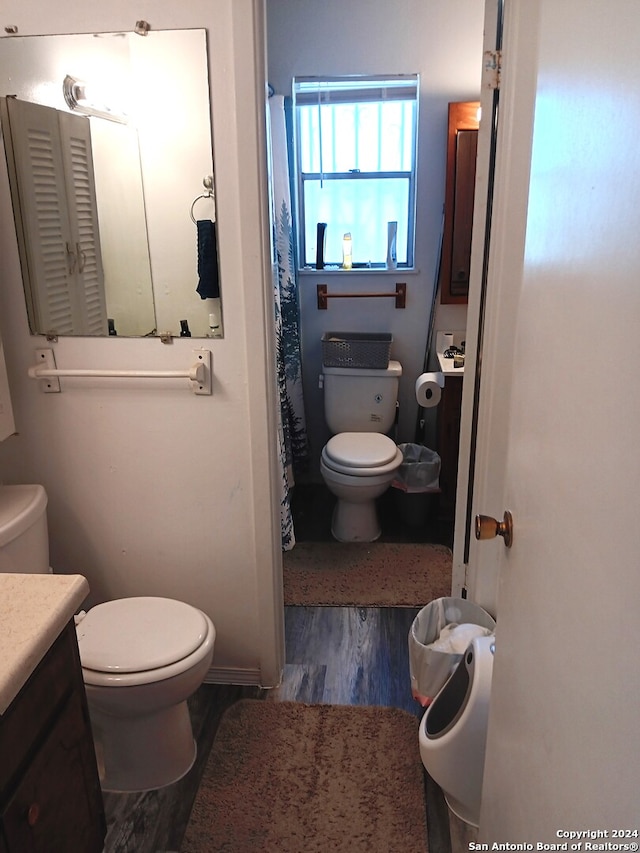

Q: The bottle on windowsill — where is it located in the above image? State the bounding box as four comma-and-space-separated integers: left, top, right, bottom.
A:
342, 232, 352, 270
386, 221, 397, 269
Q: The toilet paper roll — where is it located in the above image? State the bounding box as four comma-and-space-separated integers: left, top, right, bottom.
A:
415, 372, 445, 407
440, 332, 454, 352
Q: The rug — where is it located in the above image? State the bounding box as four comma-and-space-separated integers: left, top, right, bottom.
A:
282, 541, 452, 607
181, 700, 428, 853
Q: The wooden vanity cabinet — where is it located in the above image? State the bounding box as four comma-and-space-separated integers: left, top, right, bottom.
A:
439, 101, 480, 304
437, 375, 464, 521
0, 621, 105, 853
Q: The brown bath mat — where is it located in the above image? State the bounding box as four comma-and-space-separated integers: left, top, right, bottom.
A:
283, 541, 452, 606
181, 699, 428, 853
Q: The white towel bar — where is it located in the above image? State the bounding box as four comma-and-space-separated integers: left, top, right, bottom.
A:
27, 348, 212, 395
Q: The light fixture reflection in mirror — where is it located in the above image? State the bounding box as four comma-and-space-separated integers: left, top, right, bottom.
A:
0, 29, 222, 339
62, 74, 127, 123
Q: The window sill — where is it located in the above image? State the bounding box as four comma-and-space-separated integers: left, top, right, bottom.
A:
298, 266, 421, 276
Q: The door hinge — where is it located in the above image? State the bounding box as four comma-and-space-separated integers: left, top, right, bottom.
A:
483, 49, 502, 90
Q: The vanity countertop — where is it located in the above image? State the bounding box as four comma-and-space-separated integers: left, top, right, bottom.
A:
0, 573, 89, 714
435, 330, 466, 375
437, 352, 465, 375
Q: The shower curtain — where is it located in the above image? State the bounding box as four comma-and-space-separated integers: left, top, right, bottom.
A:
268, 94, 308, 550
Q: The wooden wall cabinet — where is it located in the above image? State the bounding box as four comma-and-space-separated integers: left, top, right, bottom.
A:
0, 622, 106, 853
439, 101, 480, 304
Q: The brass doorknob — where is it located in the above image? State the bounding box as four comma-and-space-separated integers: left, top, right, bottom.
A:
475, 510, 513, 548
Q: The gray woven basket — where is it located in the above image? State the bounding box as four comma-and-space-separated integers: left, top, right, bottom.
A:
321, 332, 392, 369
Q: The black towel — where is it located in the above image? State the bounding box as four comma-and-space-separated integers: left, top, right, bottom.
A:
196, 219, 220, 299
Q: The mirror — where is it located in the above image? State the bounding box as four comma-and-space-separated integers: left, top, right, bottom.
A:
0, 30, 223, 338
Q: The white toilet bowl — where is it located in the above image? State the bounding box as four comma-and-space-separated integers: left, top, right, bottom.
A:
320, 432, 403, 542
76, 596, 215, 793
418, 635, 494, 827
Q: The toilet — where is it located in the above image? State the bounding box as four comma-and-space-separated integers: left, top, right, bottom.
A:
0, 484, 215, 793
0, 483, 50, 574
418, 635, 495, 827
76, 597, 215, 792
320, 360, 403, 542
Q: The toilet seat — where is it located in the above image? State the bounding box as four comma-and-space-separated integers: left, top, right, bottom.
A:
77, 597, 215, 687
323, 433, 403, 476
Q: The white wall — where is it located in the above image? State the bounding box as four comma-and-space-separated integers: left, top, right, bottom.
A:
267, 0, 484, 477
0, 0, 284, 686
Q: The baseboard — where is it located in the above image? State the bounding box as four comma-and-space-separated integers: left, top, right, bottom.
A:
204, 666, 262, 686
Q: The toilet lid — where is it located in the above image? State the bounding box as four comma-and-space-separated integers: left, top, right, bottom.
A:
77, 597, 209, 673
325, 433, 398, 468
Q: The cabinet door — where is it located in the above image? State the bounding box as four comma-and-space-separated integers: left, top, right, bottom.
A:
58, 111, 108, 335
4, 97, 76, 334
3, 97, 107, 335
1, 689, 105, 853
450, 129, 478, 295
439, 101, 480, 304
437, 376, 464, 519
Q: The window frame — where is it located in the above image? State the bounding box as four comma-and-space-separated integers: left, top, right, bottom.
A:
293, 74, 419, 272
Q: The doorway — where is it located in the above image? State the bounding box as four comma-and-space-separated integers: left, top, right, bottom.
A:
266, 0, 485, 554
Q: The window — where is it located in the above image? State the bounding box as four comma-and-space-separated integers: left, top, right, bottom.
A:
293, 75, 419, 270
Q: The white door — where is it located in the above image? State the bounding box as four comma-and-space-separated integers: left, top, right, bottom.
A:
473, 0, 640, 836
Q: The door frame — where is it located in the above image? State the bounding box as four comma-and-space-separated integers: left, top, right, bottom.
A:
452, 0, 540, 617
451, 0, 502, 608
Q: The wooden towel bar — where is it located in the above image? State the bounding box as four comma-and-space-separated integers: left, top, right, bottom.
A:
316, 282, 406, 309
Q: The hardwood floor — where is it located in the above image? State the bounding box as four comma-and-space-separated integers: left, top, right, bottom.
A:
270, 606, 420, 710
102, 605, 453, 853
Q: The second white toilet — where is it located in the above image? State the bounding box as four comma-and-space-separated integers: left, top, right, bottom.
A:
320, 360, 403, 542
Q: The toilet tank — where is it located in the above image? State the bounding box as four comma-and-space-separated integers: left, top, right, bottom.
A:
322, 360, 402, 434
0, 485, 50, 574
